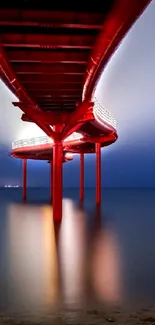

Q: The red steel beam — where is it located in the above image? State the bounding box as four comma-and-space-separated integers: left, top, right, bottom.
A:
13, 153, 50, 160
0, 45, 56, 139
61, 100, 94, 139
0, 45, 34, 103
40, 107, 74, 111
40, 109, 74, 113
34, 97, 79, 102
29, 91, 81, 97
24, 83, 82, 90
38, 103, 76, 108
38, 105, 75, 110
21, 110, 69, 125
38, 97, 75, 101
13, 63, 85, 74
13, 152, 71, 162
1, 34, 94, 49
21, 114, 33, 123
0, 9, 103, 28
83, 0, 151, 100
13, 144, 54, 155
18, 72, 83, 76
18, 74, 83, 83
23, 83, 82, 90
13, 102, 56, 138
1, 21, 101, 30
32, 96, 80, 101
27, 88, 82, 92
39, 107, 76, 111
50, 159, 53, 202
7, 50, 89, 64
39, 100, 76, 110
39, 102, 76, 106
83, 133, 117, 144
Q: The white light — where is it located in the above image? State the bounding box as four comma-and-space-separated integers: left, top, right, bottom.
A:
64, 132, 83, 142
18, 123, 46, 140
65, 152, 73, 159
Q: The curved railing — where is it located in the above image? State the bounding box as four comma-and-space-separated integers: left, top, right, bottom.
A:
12, 135, 53, 150
12, 100, 116, 150
93, 98, 117, 130
12, 132, 83, 150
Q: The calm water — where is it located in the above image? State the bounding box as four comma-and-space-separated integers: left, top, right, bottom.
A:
0, 188, 155, 316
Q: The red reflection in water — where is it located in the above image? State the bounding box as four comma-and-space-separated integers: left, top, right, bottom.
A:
4, 200, 122, 313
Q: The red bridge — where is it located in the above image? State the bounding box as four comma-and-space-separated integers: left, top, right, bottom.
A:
0, 0, 150, 221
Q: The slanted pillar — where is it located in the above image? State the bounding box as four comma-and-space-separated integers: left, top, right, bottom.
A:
80, 153, 84, 202
96, 143, 101, 205
23, 158, 27, 201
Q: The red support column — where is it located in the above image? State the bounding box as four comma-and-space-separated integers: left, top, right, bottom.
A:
50, 158, 53, 202
96, 143, 101, 205
80, 153, 84, 202
23, 158, 27, 201
52, 140, 63, 222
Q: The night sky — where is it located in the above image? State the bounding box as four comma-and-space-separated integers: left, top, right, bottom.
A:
0, 2, 154, 188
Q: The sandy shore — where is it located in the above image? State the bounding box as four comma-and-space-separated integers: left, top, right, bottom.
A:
1, 306, 155, 325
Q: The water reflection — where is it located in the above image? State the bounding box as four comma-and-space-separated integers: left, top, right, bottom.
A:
59, 200, 87, 307
7, 204, 59, 312
0, 199, 123, 314
91, 226, 122, 305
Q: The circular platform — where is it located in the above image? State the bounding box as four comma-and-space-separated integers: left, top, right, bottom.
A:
11, 99, 117, 161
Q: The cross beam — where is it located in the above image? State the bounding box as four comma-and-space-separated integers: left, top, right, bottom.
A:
13, 102, 56, 139
61, 100, 94, 139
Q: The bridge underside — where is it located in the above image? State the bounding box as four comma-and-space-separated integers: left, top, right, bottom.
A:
0, 0, 151, 220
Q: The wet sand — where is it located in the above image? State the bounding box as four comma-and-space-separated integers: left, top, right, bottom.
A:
1, 306, 155, 325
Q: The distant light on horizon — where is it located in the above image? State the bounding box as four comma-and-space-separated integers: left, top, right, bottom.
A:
4, 184, 19, 188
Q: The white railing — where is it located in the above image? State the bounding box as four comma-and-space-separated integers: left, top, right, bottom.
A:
64, 131, 83, 142
12, 100, 117, 150
12, 135, 53, 149
12, 132, 83, 150
93, 97, 117, 130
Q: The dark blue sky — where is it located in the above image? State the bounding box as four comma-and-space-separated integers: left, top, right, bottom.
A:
0, 1, 154, 188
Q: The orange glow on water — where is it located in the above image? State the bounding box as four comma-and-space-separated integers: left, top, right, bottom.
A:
41, 206, 59, 304
91, 228, 122, 304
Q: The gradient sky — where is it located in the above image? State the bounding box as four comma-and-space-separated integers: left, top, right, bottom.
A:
0, 1, 154, 187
